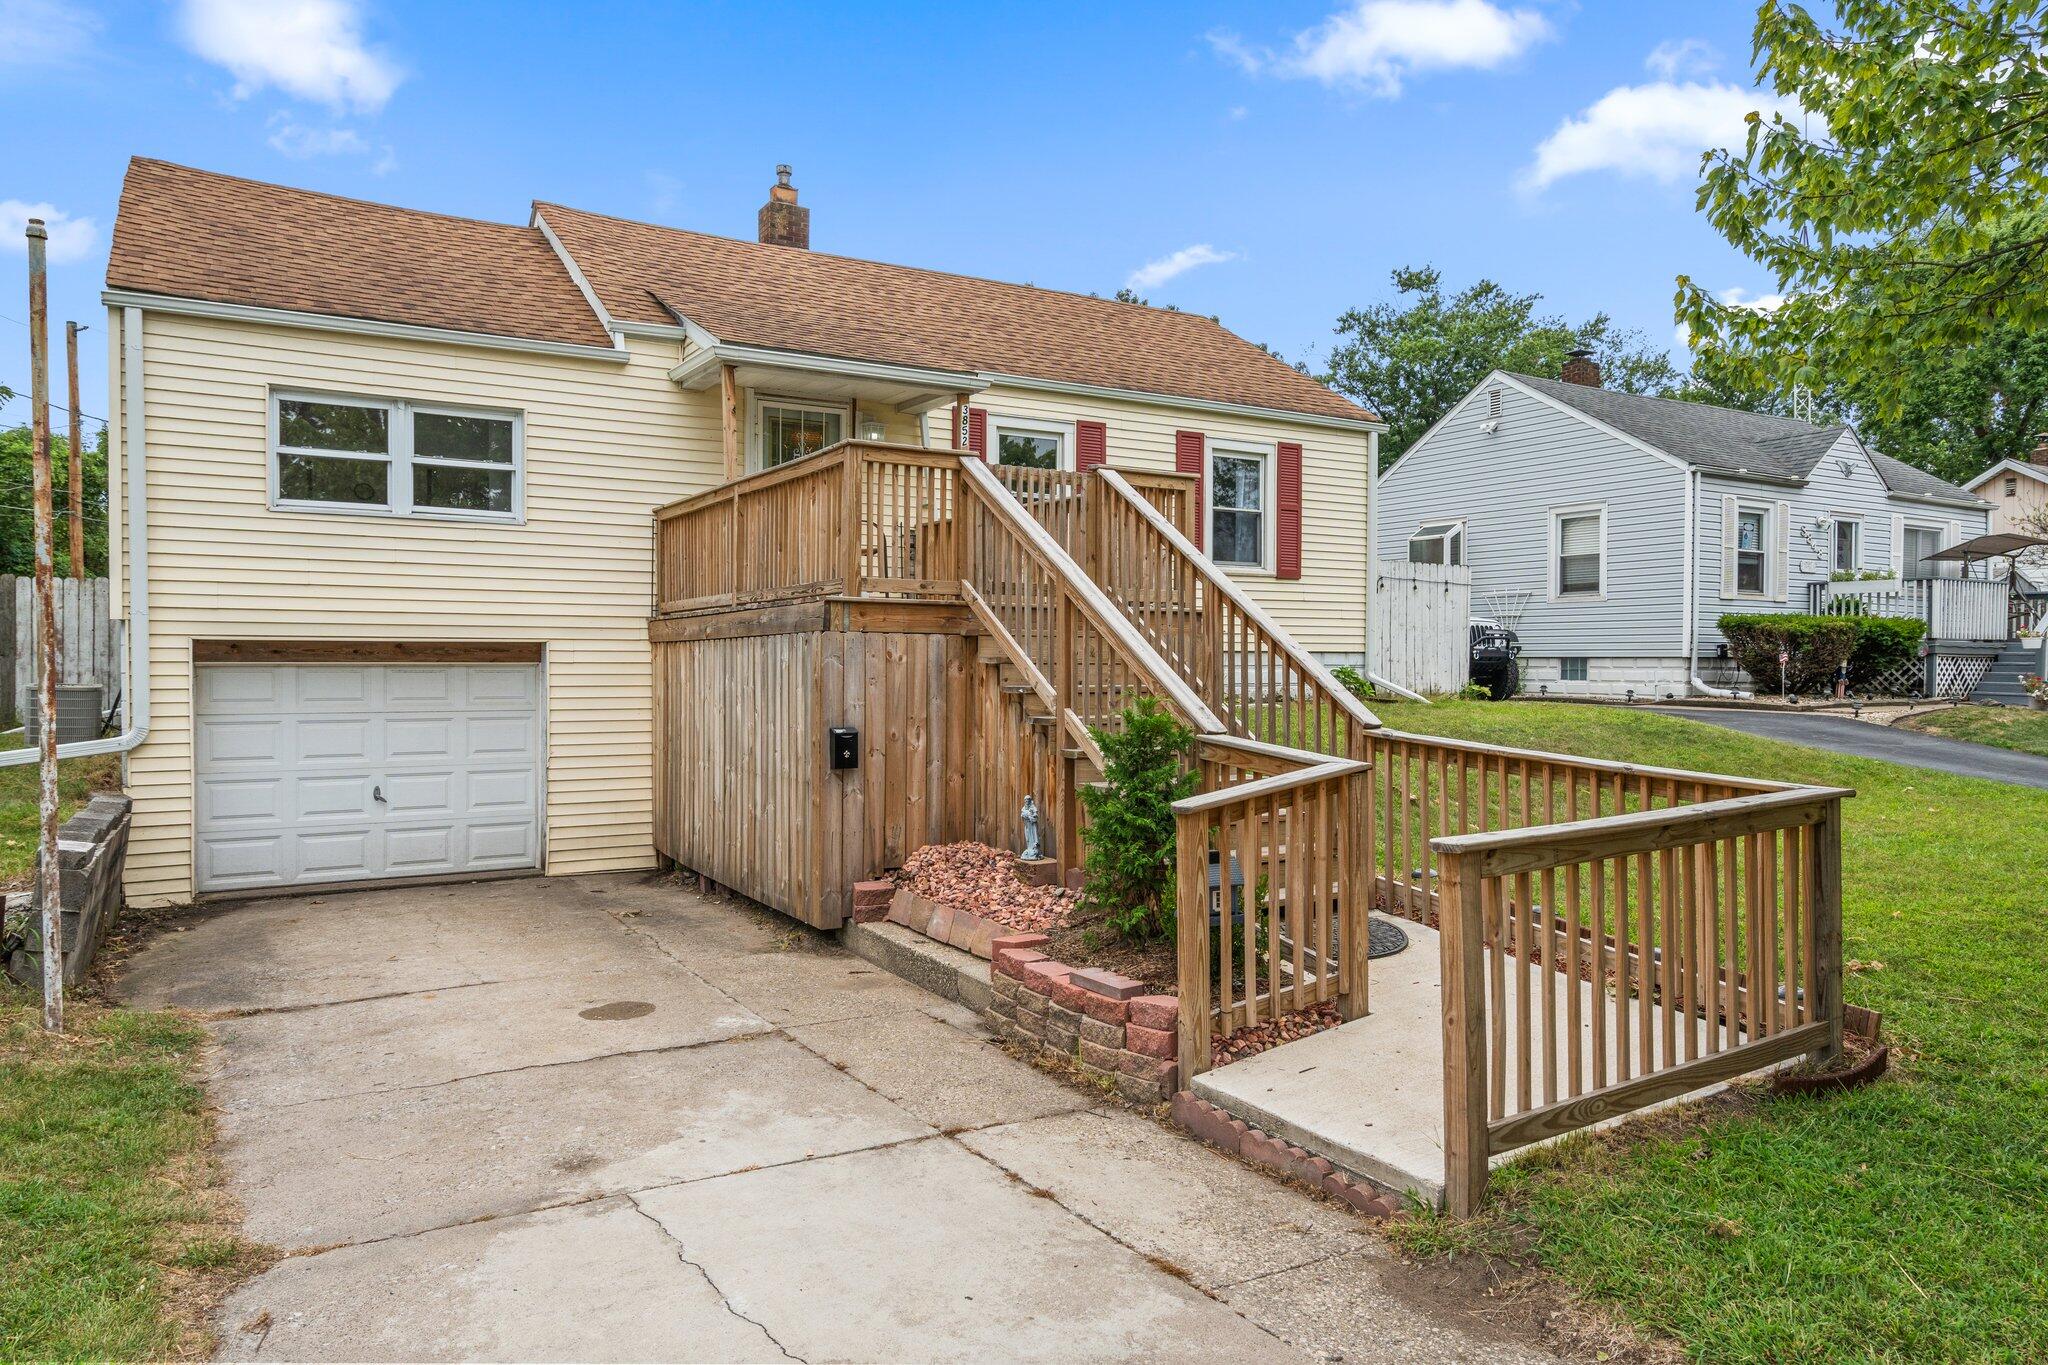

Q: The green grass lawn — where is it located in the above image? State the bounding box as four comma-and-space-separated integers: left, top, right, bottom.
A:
1900, 703, 2048, 759
0, 732, 122, 889
0, 1001, 261, 1359
1374, 701, 2047, 1364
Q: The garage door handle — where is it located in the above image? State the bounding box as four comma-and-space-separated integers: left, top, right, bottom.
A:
373, 785, 386, 805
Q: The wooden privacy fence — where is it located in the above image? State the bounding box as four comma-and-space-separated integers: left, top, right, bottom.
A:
1174, 736, 1373, 1082
9, 576, 115, 723
1369, 560, 1469, 697
1357, 728, 1848, 1215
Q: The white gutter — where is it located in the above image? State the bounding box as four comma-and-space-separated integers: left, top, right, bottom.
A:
2, 305, 150, 766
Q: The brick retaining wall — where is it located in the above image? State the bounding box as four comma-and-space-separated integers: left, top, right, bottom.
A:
985, 934, 1181, 1105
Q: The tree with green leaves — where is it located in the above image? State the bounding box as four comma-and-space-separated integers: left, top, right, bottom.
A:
1326, 266, 1682, 466
1078, 697, 1197, 943
0, 424, 109, 577
1680, 0, 2048, 420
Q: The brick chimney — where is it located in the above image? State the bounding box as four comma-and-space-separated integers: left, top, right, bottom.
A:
2032, 431, 2048, 467
1561, 347, 1601, 388
757, 165, 809, 249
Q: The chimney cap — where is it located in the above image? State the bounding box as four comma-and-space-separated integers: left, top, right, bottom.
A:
1567, 346, 1594, 360
775, 164, 793, 187
1560, 347, 1602, 387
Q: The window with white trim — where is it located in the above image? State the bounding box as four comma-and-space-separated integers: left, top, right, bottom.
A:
1734, 506, 1768, 594
1553, 507, 1603, 597
1210, 448, 1268, 568
1560, 657, 1588, 681
753, 396, 848, 469
989, 416, 1068, 470
1904, 524, 1946, 578
1832, 517, 1860, 572
1408, 520, 1464, 566
271, 392, 521, 521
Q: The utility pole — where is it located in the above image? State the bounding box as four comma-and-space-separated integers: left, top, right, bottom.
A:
65, 321, 86, 578
26, 218, 63, 1032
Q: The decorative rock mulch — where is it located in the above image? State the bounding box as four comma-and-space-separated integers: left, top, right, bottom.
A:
1210, 1000, 1343, 1068
896, 842, 1079, 934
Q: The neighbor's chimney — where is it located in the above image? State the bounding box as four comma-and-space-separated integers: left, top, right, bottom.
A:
1561, 347, 1602, 388
758, 165, 809, 249
2032, 432, 2048, 468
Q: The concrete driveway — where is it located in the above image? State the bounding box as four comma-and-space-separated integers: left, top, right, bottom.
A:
120, 874, 1549, 1364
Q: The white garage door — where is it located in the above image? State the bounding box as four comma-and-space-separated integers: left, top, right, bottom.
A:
194, 663, 542, 893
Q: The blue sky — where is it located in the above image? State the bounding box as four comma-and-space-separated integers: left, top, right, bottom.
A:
1, 0, 1793, 434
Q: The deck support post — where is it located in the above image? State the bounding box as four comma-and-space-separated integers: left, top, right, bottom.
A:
1052, 591, 1078, 873
1439, 849, 1490, 1217
1339, 763, 1372, 1021
1176, 809, 1212, 1085
1807, 797, 1844, 1065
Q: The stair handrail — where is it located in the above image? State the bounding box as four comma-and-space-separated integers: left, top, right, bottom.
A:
1095, 468, 1383, 738
957, 455, 1226, 736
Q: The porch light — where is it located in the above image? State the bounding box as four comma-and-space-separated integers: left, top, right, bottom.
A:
857, 415, 887, 441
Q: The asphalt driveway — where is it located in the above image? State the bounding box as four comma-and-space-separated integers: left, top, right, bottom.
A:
119, 874, 1547, 1364
1648, 706, 2048, 789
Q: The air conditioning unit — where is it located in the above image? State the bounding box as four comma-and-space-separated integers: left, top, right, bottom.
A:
21, 685, 106, 745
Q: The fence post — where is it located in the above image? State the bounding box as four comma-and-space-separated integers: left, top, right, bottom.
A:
1339, 764, 1372, 1021
1438, 848, 1489, 1216
1052, 591, 1078, 871
1175, 808, 1212, 1087
840, 449, 861, 598
1807, 798, 1844, 1065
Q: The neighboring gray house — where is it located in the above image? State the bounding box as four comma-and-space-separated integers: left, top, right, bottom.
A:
1377, 357, 1995, 699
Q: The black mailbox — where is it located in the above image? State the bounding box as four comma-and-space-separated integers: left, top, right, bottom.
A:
829, 726, 860, 770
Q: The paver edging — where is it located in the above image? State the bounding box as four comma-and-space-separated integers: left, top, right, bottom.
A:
1169, 1091, 1406, 1222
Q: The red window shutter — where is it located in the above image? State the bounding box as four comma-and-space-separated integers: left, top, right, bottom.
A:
1076, 419, 1107, 471
1174, 430, 1205, 550
967, 407, 988, 458
1276, 441, 1303, 580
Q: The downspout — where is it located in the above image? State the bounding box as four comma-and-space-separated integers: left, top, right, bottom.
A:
1685, 465, 1747, 699
1, 304, 150, 765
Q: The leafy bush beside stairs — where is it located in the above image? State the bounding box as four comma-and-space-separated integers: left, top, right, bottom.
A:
1719, 612, 1926, 694
1078, 698, 1197, 944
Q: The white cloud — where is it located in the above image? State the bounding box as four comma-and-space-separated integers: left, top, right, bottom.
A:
1522, 79, 1796, 193
1126, 244, 1237, 291
176, 0, 403, 112
1676, 286, 1788, 350
0, 201, 97, 264
1211, 0, 1552, 98
0, 0, 101, 67
266, 117, 367, 157
1644, 38, 1716, 81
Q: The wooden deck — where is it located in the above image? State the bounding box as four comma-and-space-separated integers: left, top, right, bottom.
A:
649, 439, 1849, 1214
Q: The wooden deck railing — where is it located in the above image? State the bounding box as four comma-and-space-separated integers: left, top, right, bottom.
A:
1174, 736, 1373, 1083
1808, 574, 2014, 643
1094, 469, 1381, 758
653, 441, 964, 613
1428, 772, 1847, 1214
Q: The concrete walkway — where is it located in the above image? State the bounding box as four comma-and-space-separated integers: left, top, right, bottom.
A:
1648, 705, 2048, 789
119, 874, 1551, 1364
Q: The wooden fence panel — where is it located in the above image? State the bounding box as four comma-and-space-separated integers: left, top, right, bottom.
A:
1370, 559, 1469, 697
12, 576, 113, 719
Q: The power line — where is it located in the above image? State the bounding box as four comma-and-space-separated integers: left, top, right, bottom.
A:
0, 387, 108, 426
0, 502, 107, 524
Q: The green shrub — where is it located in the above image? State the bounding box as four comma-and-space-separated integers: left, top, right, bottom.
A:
1719, 613, 1859, 693
1078, 697, 1198, 943
1457, 680, 1493, 701
1331, 665, 1375, 700
1847, 615, 1926, 687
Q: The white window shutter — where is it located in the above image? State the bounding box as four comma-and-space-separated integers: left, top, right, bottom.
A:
1774, 500, 1791, 601
1892, 514, 1906, 575
1721, 495, 1738, 596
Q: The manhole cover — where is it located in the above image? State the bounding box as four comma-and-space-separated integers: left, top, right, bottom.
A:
579, 1000, 655, 1020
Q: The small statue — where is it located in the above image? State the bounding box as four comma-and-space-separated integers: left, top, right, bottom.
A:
1020, 794, 1042, 862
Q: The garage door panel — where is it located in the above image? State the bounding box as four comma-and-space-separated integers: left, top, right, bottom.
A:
195, 662, 540, 893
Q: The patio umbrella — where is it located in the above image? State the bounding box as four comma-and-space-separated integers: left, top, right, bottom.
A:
1922, 530, 2048, 570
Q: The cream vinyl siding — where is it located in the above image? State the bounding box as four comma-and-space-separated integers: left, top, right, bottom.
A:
970, 382, 1373, 656
113, 312, 709, 904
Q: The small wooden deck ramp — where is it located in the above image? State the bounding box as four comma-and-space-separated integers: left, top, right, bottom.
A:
649, 440, 1849, 1211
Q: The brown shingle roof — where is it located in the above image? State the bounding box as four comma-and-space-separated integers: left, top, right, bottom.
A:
107, 158, 615, 350
536, 202, 1375, 425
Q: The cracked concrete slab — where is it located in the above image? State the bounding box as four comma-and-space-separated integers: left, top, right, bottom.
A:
787, 1005, 1091, 1131
224, 1034, 932, 1249
957, 1108, 1372, 1291
216, 1197, 788, 1363
208, 967, 770, 1110
632, 1138, 1288, 1363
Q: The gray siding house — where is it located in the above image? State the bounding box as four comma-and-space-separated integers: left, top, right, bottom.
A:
1377, 362, 1993, 699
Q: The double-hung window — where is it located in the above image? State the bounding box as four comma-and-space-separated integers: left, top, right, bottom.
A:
271, 392, 521, 521
1734, 507, 1767, 594
1408, 520, 1464, 566
1553, 506, 1603, 597
1832, 517, 1859, 573
1210, 448, 1267, 568
754, 397, 848, 469
1904, 524, 1947, 578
